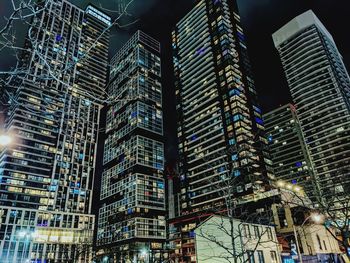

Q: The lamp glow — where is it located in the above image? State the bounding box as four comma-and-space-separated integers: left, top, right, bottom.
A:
277, 181, 285, 187
294, 186, 301, 192
0, 135, 12, 146
311, 213, 324, 224
141, 249, 148, 257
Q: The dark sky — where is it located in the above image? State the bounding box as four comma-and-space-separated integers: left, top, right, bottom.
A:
1, 0, 350, 160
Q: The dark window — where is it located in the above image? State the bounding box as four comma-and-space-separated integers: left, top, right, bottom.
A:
254, 226, 259, 237
270, 251, 278, 263
267, 227, 273, 240
243, 224, 251, 238
247, 250, 255, 263
317, 234, 323, 250
257, 250, 265, 263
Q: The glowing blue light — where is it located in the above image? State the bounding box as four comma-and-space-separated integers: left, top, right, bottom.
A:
56, 35, 63, 42
196, 47, 206, 55
295, 162, 302, 167
233, 114, 243, 122
255, 117, 264, 125
237, 31, 245, 41
191, 135, 197, 141
229, 89, 240, 96
232, 154, 238, 161
268, 135, 273, 142
234, 170, 241, 177
291, 180, 297, 185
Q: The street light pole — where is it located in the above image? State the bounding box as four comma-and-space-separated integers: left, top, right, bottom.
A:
293, 214, 324, 263
293, 224, 303, 263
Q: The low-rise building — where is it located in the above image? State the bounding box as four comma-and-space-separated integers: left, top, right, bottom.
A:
195, 215, 281, 263
298, 225, 341, 262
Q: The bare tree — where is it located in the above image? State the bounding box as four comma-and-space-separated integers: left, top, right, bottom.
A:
278, 165, 350, 260
0, 0, 141, 262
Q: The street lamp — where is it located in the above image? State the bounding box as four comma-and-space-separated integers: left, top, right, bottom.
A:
309, 213, 324, 224
293, 212, 324, 263
0, 134, 12, 146
277, 180, 285, 187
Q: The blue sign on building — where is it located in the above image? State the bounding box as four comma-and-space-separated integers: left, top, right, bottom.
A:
281, 256, 295, 263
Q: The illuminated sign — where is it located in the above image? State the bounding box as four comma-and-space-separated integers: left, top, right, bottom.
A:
86, 6, 111, 26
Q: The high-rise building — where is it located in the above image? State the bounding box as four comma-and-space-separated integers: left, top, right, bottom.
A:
272, 10, 350, 199
171, 0, 271, 261
96, 31, 166, 262
264, 104, 316, 196
0, 1, 110, 262
173, 0, 270, 218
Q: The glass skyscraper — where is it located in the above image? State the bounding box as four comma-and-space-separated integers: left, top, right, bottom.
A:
0, 1, 110, 262
170, 0, 271, 261
96, 31, 166, 262
273, 10, 350, 201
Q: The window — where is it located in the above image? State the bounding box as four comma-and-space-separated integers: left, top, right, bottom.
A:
253, 226, 259, 237
257, 251, 265, 263
270, 251, 278, 263
317, 234, 323, 250
243, 224, 251, 238
267, 228, 273, 240
247, 250, 255, 263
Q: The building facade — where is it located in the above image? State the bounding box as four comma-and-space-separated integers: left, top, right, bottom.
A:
173, 0, 271, 216
272, 10, 350, 201
195, 216, 281, 263
264, 104, 316, 197
171, 0, 272, 260
96, 31, 166, 262
0, 1, 110, 262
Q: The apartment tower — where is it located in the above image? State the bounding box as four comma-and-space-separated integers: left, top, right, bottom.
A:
170, 0, 271, 261
0, 1, 110, 262
273, 10, 350, 200
96, 31, 166, 262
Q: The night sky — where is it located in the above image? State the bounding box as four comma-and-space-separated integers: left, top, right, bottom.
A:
1, 0, 350, 161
